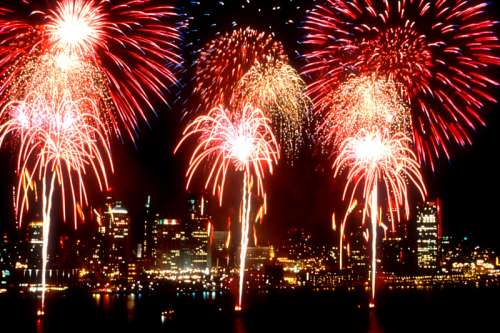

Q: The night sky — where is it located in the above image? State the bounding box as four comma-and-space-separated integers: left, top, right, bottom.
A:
1, 0, 499, 251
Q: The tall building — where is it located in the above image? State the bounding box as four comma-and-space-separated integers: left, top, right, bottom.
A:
0, 234, 11, 288
382, 215, 412, 273
88, 231, 105, 277
440, 235, 453, 270
416, 200, 441, 271
155, 218, 185, 270
103, 199, 131, 280
382, 236, 412, 273
142, 195, 156, 265
0, 234, 9, 266
27, 221, 43, 269
349, 224, 368, 274
186, 194, 211, 270
211, 231, 230, 268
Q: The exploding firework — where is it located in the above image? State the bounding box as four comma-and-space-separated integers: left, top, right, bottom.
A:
194, 27, 287, 111
175, 105, 279, 310
6, 53, 114, 130
303, 0, 500, 168
232, 61, 310, 158
333, 129, 426, 306
318, 74, 412, 152
0, 89, 113, 311
0, 0, 181, 139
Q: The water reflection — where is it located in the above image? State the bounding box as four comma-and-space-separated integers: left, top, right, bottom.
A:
36, 317, 44, 333
93, 293, 137, 322
233, 316, 247, 333
126, 294, 136, 322
102, 293, 111, 312
368, 310, 384, 333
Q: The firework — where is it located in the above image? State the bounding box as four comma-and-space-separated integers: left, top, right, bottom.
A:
318, 74, 412, 152
333, 129, 426, 306
303, 0, 500, 168
175, 105, 279, 310
0, 89, 113, 311
1, 0, 181, 139
231, 61, 310, 159
5, 53, 114, 130
194, 27, 287, 111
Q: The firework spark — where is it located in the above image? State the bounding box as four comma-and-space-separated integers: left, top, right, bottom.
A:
6, 53, 114, 130
195, 27, 287, 111
333, 129, 426, 306
1, 0, 181, 139
303, 0, 500, 168
46, 0, 105, 57
0, 89, 113, 311
318, 74, 412, 152
232, 61, 310, 159
175, 105, 279, 310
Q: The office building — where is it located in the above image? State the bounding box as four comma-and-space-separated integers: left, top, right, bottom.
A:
416, 200, 441, 271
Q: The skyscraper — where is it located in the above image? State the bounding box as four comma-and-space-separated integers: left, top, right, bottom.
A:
0, 234, 12, 288
186, 194, 211, 271
155, 218, 185, 271
27, 221, 43, 269
382, 210, 412, 274
349, 223, 368, 274
382, 236, 413, 274
142, 195, 156, 266
211, 230, 230, 268
416, 200, 441, 271
103, 198, 130, 280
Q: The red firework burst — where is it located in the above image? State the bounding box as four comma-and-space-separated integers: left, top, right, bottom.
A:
303, 0, 500, 169
195, 27, 287, 111
0, 0, 181, 139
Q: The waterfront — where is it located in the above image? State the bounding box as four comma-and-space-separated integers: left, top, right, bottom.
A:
1, 287, 498, 333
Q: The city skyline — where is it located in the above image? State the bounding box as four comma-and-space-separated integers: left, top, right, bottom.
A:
2, 193, 497, 288
0, 1, 499, 253
0, 0, 499, 330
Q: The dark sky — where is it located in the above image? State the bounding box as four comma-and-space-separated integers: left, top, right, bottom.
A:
1, 0, 499, 251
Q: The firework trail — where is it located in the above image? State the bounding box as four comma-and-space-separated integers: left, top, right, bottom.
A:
333, 129, 426, 307
175, 105, 279, 311
1, 0, 181, 139
0, 86, 112, 311
303, 0, 500, 169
